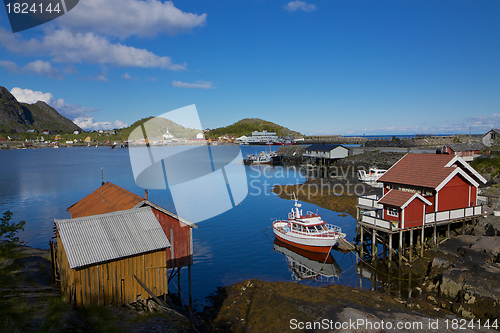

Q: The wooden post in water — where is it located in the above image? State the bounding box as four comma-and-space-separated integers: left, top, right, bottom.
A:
447, 223, 451, 238
188, 265, 192, 309
462, 220, 466, 235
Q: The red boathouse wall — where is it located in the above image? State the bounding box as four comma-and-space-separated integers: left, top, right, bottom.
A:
437, 174, 469, 211
151, 208, 193, 268
402, 199, 425, 228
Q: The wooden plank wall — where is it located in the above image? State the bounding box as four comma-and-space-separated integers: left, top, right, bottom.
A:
57, 235, 168, 307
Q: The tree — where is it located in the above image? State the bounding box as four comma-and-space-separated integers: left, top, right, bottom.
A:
0, 211, 25, 252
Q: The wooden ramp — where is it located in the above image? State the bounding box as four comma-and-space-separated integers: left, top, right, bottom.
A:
335, 238, 356, 252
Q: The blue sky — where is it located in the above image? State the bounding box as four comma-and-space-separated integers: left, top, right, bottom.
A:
0, 0, 499, 135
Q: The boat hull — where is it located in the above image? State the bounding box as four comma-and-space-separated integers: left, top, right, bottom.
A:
272, 221, 340, 253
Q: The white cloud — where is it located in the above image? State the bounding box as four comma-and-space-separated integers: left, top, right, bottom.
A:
172, 80, 214, 89
10, 87, 98, 118
121, 72, 132, 80
73, 117, 128, 131
57, 0, 207, 39
0, 59, 63, 79
0, 60, 20, 73
11, 87, 54, 104
24, 60, 64, 79
0, 28, 186, 70
284, 1, 317, 12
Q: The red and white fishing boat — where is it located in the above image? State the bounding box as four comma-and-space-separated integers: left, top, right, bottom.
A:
272, 196, 346, 253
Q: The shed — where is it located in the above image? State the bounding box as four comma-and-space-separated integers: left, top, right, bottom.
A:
482, 129, 500, 147
303, 144, 349, 159
441, 142, 488, 161
55, 207, 170, 306
67, 182, 196, 268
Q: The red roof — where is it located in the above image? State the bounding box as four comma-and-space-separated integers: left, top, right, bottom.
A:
68, 182, 144, 218
378, 153, 456, 189
378, 189, 431, 208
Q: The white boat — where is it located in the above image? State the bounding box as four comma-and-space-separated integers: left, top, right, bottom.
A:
357, 168, 387, 185
243, 151, 276, 165
273, 239, 341, 281
272, 196, 345, 253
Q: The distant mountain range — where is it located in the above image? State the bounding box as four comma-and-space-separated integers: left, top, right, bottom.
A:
205, 118, 302, 138
0, 86, 82, 134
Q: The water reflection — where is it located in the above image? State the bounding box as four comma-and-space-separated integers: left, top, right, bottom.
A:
273, 239, 341, 282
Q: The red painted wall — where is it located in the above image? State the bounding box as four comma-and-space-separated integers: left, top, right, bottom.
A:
403, 199, 425, 228
471, 186, 477, 206
383, 205, 400, 224
425, 195, 435, 213
437, 174, 469, 211
151, 208, 193, 268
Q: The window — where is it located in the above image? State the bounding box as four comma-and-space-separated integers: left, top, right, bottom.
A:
387, 207, 399, 217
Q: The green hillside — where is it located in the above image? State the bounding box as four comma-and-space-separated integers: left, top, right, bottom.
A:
116, 116, 201, 141
205, 118, 302, 139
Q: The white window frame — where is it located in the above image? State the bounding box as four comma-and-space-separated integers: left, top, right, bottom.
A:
387, 207, 399, 217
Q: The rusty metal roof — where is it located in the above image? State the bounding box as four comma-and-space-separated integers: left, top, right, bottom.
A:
67, 182, 196, 228
68, 182, 144, 218
55, 207, 170, 269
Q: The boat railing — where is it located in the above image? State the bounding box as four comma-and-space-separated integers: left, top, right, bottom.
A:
284, 223, 342, 237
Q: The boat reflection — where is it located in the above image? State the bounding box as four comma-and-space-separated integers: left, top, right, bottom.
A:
273, 238, 341, 282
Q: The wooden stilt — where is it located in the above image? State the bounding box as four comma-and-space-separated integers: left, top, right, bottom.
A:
388, 233, 392, 268
447, 223, 451, 238
409, 228, 413, 262
188, 265, 192, 309
433, 223, 437, 247
462, 220, 466, 235
421, 226, 425, 257
360, 226, 364, 258
372, 229, 377, 261
359, 264, 363, 288
178, 267, 181, 299
398, 230, 403, 266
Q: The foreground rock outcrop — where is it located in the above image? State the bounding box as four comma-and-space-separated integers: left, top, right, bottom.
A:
207, 279, 496, 333
422, 235, 500, 320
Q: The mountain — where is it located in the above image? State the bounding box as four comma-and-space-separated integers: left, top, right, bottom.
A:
119, 116, 202, 141
205, 118, 302, 139
0, 86, 82, 133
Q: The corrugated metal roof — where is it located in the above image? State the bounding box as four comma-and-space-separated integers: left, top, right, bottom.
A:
55, 207, 170, 269
68, 182, 144, 218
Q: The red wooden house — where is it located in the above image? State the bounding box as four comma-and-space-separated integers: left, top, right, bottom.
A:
359, 153, 486, 230
441, 142, 488, 162
67, 182, 197, 268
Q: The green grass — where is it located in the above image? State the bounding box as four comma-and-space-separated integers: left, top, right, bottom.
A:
79, 305, 123, 333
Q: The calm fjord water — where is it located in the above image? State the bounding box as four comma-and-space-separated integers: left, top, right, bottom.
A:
0, 146, 370, 308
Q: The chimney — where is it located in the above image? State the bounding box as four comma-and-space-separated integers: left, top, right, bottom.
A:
145, 189, 148, 200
